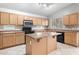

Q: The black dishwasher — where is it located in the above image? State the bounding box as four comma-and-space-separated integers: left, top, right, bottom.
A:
57, 32, 64, 43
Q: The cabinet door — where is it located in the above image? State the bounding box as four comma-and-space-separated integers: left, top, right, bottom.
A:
24, 16, 31, 20
26, 35, 32, 55
10, 13, 18, 25
47, 36, 57, 53
0, 34, 2, 48
46, 20, 48, 26
15, 32, 25, 45
64, 32, 77, 46
69, 13, 78, 25
33, 18, 38, 25
37, 19, 42, 25
63, 15, 69, 25
42, 20, 46, 26
0, 12, 10, 25
3, 33, 15, 48
32, 37, 47, 55
9, 34, 15, 46
17, 15, 24, 25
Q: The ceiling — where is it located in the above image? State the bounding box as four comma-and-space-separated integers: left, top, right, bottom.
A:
0, 3, 72, 17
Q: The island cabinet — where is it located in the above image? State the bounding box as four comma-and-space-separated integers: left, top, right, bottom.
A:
47, 36, 57, 53
10, 13, 18, 25
26, 35, 47, 55
0, 12, 10, 25
64, 32, 79, 47
26, 32, 58, 55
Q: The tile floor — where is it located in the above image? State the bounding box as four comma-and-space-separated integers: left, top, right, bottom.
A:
0, 42, 79, 55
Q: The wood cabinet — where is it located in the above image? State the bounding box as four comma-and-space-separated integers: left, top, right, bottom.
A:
32, 17, 38, 25
0, 32, 25, 49
24, 16, 32, 20
69, 13, 78, 25
0, 33, 2, 48
3, 33, 15, 48
26, 36, 47, 55
26, 33, 57, 55
37, 18, 42, 25
41, 19, 48, 26
10, 13, 18, 25
64, 32, 79, 46
47, 36, 57, 53
0, 12, 47, 25
63, 13, 78, 25
46, 19, 48, 26
63, 15, 69, 25
0, 12, 10, 25
17, 15, 24, 25
15, 32, 25, 45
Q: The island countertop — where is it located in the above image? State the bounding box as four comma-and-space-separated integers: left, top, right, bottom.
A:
26, 32, 61, 40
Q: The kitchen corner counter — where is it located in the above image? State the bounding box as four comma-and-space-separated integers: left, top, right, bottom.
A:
45, 28, 79, 32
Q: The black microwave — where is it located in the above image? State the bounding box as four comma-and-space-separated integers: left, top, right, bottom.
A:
23, 20, 33, 27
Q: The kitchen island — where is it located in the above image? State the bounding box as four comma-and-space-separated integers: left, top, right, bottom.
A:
26, 32, 61, 55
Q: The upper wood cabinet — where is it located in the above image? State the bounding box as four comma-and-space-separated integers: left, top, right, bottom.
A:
24, 16, 31, 20
63, 13, 78, 25
41, 19, 48, 26
0, 12, 10, 25
69, 13, 78, 25
63, 15, 69, 25
0, 12, 48, 26
32, 17, 38, 25
37, 19, 42, 25
45, 19, 48, 26
17, 15, 24, 25
10, 13, 18, 25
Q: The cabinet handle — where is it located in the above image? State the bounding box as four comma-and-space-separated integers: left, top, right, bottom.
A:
52, 36, 55, 38
29, 41, 32, 45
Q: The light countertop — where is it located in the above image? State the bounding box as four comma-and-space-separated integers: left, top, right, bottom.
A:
26, 32, 61, 39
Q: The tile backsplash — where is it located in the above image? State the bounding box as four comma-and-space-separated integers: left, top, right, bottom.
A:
0, 25, 22, 30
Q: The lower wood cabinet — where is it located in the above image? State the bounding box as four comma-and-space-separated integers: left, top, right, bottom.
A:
3, 33, 15, 48
0, 34, 3, 48
0, 32, 25, 49
64, 32, 79, 47
15, 32, 25, 45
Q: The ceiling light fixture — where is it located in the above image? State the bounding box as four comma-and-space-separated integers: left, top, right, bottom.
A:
37, 3, 54, 8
